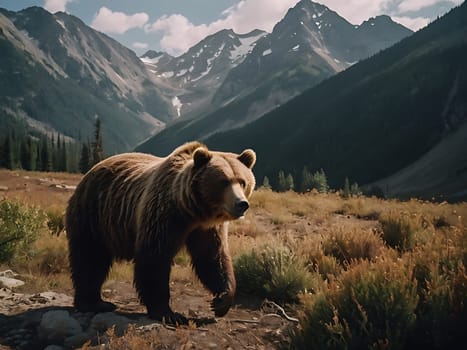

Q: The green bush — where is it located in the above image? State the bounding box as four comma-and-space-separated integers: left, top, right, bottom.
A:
234, 244, 314, 303
45, 209, 65, 236
292, 260, 419, 349
379, 212, 419, 251
0, 199, 46, 263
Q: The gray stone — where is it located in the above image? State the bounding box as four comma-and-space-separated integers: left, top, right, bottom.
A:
44, 345, 68, 350
89, 312, 132, 336
0, 276, 25, 288
64, 331, 94, 348
38, 310, 82, 343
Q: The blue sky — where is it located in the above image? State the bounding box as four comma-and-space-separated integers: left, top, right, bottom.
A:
0, 0, 462, 56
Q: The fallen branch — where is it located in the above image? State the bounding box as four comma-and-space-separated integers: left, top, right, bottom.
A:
261, 300, 299, 323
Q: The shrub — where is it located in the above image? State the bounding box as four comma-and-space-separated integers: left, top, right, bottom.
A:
408, 239, 467, 348
293, 260, 419, 349
0, 199, 46, 263
322, 228, 384, 265
234, 244, 315, 303
37, 245, 69, 274
45, 208, 65, 236
308, 253, 343, 280
173, 247, 191, 267
379, 212, 419, 251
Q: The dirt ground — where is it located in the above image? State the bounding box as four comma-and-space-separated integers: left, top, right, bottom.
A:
0, 278, 296, 349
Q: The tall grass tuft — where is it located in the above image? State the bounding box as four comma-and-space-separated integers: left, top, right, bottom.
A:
292, 259, 419, 349
322, 228, 384, 265
234, 244, 316, 303
379, 212, 420, 251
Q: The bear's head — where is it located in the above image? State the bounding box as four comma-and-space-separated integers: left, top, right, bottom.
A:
192, 146, 256, 222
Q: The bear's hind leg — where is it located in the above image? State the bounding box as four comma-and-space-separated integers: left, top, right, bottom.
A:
69, 234, 115, 313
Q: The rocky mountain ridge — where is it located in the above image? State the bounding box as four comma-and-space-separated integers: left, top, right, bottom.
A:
137, 0, 412, 156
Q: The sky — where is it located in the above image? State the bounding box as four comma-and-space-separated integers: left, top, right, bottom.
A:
0, 0, 462, 56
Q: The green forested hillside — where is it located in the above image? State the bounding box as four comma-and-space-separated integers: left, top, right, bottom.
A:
202, 3, 467, 198
0, 8, 169, 154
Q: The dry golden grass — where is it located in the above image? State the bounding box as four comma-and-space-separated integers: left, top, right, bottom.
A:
1, 169, 466, 348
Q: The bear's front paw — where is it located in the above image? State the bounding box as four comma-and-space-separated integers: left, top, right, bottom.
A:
211, 291, 233, 317
148, 309, 188, 326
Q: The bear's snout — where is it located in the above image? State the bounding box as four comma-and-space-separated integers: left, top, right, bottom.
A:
234, 200, 249, 216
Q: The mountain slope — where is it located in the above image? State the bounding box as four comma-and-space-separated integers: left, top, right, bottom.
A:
137, 0, 412, 154
140, 29, 266, 119
199, 3, 467, 200
0, 6, 173, 153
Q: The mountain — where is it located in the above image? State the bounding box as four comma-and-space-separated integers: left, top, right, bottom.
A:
140, 29, 267, 119
195, 2, 467, 201
137, 0, 412, 154
0, 6, 174, 153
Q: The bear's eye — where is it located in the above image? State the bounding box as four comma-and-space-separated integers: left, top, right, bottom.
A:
238, 179, 246, 188
220, 179, 231, 187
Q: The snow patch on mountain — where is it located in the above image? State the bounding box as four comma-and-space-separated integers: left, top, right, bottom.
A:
172, 96, 182, 117
230, 32, 266, 63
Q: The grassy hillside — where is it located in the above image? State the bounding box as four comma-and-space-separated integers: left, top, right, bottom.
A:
202, 3, 467, 199
0, 169, 465, 349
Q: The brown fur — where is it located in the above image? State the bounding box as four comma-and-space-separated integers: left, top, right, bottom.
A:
65, 141, 256, 323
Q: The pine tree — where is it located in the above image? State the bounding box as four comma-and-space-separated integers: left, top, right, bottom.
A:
20, 138, 31, 170
91, 117, 103, 166
79, 143, 91, 174
286, 173, 294, 191
40, 137, 52, 172
0, 135, 13, 169
351, 182, 361, 196
277, 170, 287, 192
310, 169, 329, 193
29, 138, 37, 171
300, 166, 313, 192
262, 176, 271, 190
342, 177, 351, 198
58, 138, 67, 172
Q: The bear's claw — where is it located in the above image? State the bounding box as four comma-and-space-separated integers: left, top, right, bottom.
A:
148, 310, 188, 326
211, 291, 233, 317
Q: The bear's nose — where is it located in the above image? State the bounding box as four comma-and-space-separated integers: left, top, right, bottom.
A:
235, 200, 249, 215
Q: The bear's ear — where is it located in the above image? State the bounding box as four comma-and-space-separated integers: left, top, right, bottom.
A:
238, 149, 256, 169
193, 147, 212, 168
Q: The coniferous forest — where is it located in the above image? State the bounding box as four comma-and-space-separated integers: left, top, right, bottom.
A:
0, 116, 104, 174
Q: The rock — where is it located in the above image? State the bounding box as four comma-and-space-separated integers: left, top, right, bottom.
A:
0, 185, 8, 191
0, 276, 25, 288
44, 345, 68, 350
64, 331, 93, 348
38, 310, 82, 343
89, 312, 132, 336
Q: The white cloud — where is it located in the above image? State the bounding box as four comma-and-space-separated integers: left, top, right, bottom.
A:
91, 7, 149, 35
146, 0, 455, 55
132, 42, 149, 49
43, 0, 72, 13
145, 0, 300, 55
320, 0, 393, 24
397, 0, 457, 13
392, 16, 431, 31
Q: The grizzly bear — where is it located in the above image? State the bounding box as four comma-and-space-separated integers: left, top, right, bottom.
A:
65, 141, 256, 324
